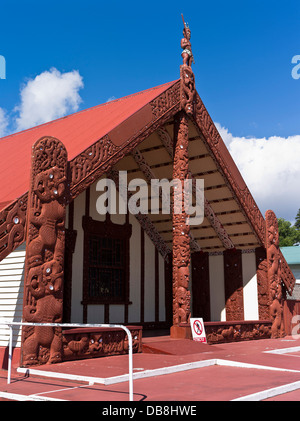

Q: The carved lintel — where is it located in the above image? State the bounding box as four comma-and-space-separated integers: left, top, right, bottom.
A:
21, 136, 68, 366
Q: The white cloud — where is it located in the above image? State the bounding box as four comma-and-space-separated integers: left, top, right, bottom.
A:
14, 68, 84, 131
106, 96, 116, 103
0, 108, 8, 137
215, 123, 300, 222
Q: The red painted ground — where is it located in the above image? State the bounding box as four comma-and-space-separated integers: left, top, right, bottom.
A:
1, 335, 300, 401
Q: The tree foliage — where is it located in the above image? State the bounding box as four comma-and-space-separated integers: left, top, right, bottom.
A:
278, 209, 300, 247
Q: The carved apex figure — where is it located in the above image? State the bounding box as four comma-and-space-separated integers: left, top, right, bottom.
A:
181, 14, 194, 67
22, 136, 68, 366
180, 15, 195, 115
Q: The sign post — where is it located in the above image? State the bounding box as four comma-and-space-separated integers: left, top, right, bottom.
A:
190, 318, 207, 343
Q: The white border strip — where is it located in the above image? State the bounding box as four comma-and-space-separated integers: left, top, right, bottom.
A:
17, 357, 300, 386
216, 358, 300, 373
0, 391, 67, 401
231, 380, 300, 401
17, 367, 106, 385
264, 346, 300, 355
18, 359, 218, 385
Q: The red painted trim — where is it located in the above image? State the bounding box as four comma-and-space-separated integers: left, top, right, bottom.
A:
0, 346, 21, 370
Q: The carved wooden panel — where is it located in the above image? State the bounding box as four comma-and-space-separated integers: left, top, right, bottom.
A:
192, 251, 210, 321
223, 249, 244, 321
0, 193, 28, 261
205, 320, 271, 344
21, 136, 68, 366
62, 326, 142, 361
255, 246, 270, 320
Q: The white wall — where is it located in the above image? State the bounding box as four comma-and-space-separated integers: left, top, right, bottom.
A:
242, 252, 259, 320
0, 243, 25, 348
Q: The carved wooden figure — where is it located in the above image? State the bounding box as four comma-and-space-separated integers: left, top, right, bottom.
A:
172, 111, 191, 327
21, 136, 68, 366
171, 18, 197, 332
265, 210, 285, 338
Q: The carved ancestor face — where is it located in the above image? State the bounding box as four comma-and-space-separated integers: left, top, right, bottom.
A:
177, 266, 189, 289
177, 286, 187, 304
34, 167, 66, 202
42, 259, 64, 294
268, 225, 279, 248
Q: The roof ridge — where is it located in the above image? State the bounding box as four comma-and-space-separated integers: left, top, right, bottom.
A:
0, 79, 179, 143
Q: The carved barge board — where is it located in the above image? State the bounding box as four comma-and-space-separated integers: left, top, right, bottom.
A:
21, 136, 68, 366
192, 92, 266, 247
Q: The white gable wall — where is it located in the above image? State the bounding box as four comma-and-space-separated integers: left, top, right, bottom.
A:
0, 243, 25, 348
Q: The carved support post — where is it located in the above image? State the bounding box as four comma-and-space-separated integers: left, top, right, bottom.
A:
171, 110, 191, 337
265, 210, 285, 338
170, 19, 196, 338
21, 136, 68, 366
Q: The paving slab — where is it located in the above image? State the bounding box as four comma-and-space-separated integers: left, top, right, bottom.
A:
1, 335, 300, 401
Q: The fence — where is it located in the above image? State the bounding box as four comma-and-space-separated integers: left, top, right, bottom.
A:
0, 320, 133, 401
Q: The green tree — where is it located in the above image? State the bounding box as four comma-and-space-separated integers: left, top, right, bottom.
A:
294, 208, 300, 230
278, 217, 300, 247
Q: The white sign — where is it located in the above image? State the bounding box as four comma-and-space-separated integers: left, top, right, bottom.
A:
190, 318, 207, 343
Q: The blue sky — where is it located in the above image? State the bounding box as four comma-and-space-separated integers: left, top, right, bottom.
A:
0, 0, 299, 222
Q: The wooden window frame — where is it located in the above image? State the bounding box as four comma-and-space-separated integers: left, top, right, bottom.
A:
82, 215, 132, 305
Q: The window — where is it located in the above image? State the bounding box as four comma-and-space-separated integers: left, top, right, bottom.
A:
82, 216, 132, 304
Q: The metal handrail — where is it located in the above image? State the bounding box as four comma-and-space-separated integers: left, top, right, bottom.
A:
0, 320, 133, 401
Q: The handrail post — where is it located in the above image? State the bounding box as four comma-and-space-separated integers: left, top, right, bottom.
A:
0, 320, 135, 400
122, 326, 133, 401
7, 324, 13, 385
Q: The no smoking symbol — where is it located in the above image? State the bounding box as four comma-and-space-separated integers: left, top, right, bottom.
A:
193, 320, 203, 336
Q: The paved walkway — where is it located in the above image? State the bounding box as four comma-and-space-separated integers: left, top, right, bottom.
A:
1, 334, 300, 402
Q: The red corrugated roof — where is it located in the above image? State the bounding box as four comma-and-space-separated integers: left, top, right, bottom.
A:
0, 80, 178, 204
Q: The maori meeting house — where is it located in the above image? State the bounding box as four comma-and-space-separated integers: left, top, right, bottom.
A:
0, 19, 297, 368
